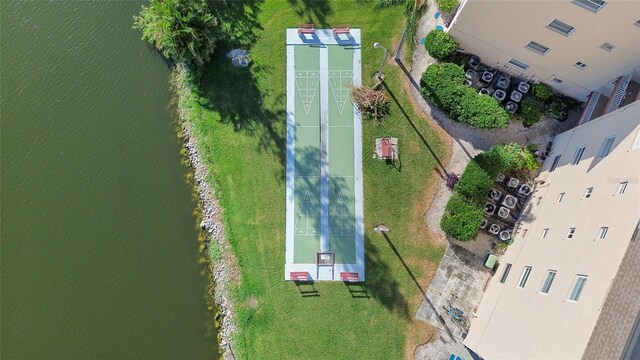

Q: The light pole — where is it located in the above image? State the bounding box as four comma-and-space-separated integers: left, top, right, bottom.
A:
373, 42, 389, 82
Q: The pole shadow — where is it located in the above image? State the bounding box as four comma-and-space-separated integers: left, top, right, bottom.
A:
381, 81, 448, 179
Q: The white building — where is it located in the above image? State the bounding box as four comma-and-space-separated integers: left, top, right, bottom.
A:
447, 0, 640, 124
463, 100, 640, 359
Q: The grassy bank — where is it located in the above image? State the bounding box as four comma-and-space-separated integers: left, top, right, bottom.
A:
178, 1, 447, 358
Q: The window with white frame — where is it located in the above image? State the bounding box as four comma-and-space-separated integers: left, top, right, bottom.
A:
598, 227, 609, 239
508, 58, 529, 71
633, 130, 640, 150
584, 187, 593, 199
600, 42, 615, 51
548, 19, 575, 35
575, 62, 588, 69
550, 155, 561, 172
557, 192, 565, 203
540, 270, 557, 294
526, 41, 551, 55
552, 77, 563, 83
572, 146, 586, 165
617, 181, 628, 194
541, 228, 549, 239
573, 0, 606, 12
566, 227, 576, 239
635, 19, 640, 27
597, 136, 616, 158
518, 266, 532, 288
521, 229, 528, 238
568, 275, 588, 302
536, 197, 543, 206
500, 263, 512, 284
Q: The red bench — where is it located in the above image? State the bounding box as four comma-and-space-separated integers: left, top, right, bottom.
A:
289, 271, 310, 281
340, 272, 360, 282
332, 26, 350, 36
298, 24, 316, 35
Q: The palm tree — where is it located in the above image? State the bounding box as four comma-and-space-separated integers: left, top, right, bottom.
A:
133, 0, 220, 66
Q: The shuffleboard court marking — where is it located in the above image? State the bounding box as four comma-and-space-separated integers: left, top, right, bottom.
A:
329, 70, 353, 114
295, 70, 320, 115
294, 189, 320, 234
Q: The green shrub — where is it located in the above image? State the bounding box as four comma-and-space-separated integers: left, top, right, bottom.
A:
420, 62, 465, 111
436, 0, 460, 12
424, 29, 458, 60
520, 99, 543, 127
454, 160, 493, 202
420, 62, 509, 129
440, 194, 483, 241
475, 143, 539, 177
546, 94, 581, 120
456, 88, 510, 128
532, 83, 553, 101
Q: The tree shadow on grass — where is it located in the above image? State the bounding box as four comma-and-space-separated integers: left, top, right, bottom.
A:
365, 234, 411, 319
287, 0, 332, 27
200, 48, 287, 168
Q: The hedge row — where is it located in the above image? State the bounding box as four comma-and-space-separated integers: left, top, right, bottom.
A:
420, 63, 510, 129
440, 143, 539, 241
424, 29, 458, 60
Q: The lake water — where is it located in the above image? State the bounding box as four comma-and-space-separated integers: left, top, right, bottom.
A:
1, 1, 218, 358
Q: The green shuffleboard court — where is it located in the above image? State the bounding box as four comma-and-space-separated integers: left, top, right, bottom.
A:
285, 28, 364, 281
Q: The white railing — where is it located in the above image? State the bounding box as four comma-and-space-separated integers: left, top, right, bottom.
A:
578, 89, 601, 125
606, 70, 633, 114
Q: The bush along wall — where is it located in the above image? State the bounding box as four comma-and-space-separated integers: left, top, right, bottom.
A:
420, 63, 509, 129
440, 143, 539, 241
424, 29, 458, 60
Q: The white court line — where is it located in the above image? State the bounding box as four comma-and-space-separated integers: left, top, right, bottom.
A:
285, 44, 296, 275
351, 29, 365, 281
319, 45, 330, 254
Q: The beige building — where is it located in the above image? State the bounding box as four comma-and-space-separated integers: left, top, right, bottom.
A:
447, 0, 640, 124
463, 100, 640, 359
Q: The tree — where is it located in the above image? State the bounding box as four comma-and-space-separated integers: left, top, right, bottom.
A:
133, 0, 220, 66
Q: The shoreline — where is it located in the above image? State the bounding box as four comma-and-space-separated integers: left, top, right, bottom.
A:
171, 64, 239, 360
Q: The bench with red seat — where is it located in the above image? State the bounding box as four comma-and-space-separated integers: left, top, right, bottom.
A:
340, 272, 360, 282
289, 271, 310, 281
298, 24, 316, 35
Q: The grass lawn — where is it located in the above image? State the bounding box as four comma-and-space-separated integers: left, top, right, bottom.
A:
182, 1, 448, 358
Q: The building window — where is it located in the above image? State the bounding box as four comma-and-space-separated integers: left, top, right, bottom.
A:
548, 19, 575, 35
540, 270, 557, 294
518, 266, 532, 288
552, 77, 564, 83
572, 147, 586, 165
635, 19, 640, 27
566, 227, 576, 239
500, 263, 512, 284
536, 197, 543, 205
541, 228, 549, 239
632, 130, 640, 150
597, 136, 616, 158
600, 42, 615, 51
573, 0, 606, 12
521, 229, 528, 238
617, 181, 628, 194
584, 187, 593, 199
575, 62, 588, 69
557, 192, 565, 203
508, 58, 529, 71
598, 227, 609, 239
526, 41, 551, 55
550, 155, 561, 172
568, 275, 588, 302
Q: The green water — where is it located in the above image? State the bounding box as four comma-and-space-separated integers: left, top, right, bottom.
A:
1, 1, 218, 358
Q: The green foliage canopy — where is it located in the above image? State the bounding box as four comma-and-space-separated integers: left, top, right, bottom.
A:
424, 29, 458, 60
532, 83, 553, 101
436, 0, 460, 12
520, 99, 543, 127
133, 0, 220, 65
